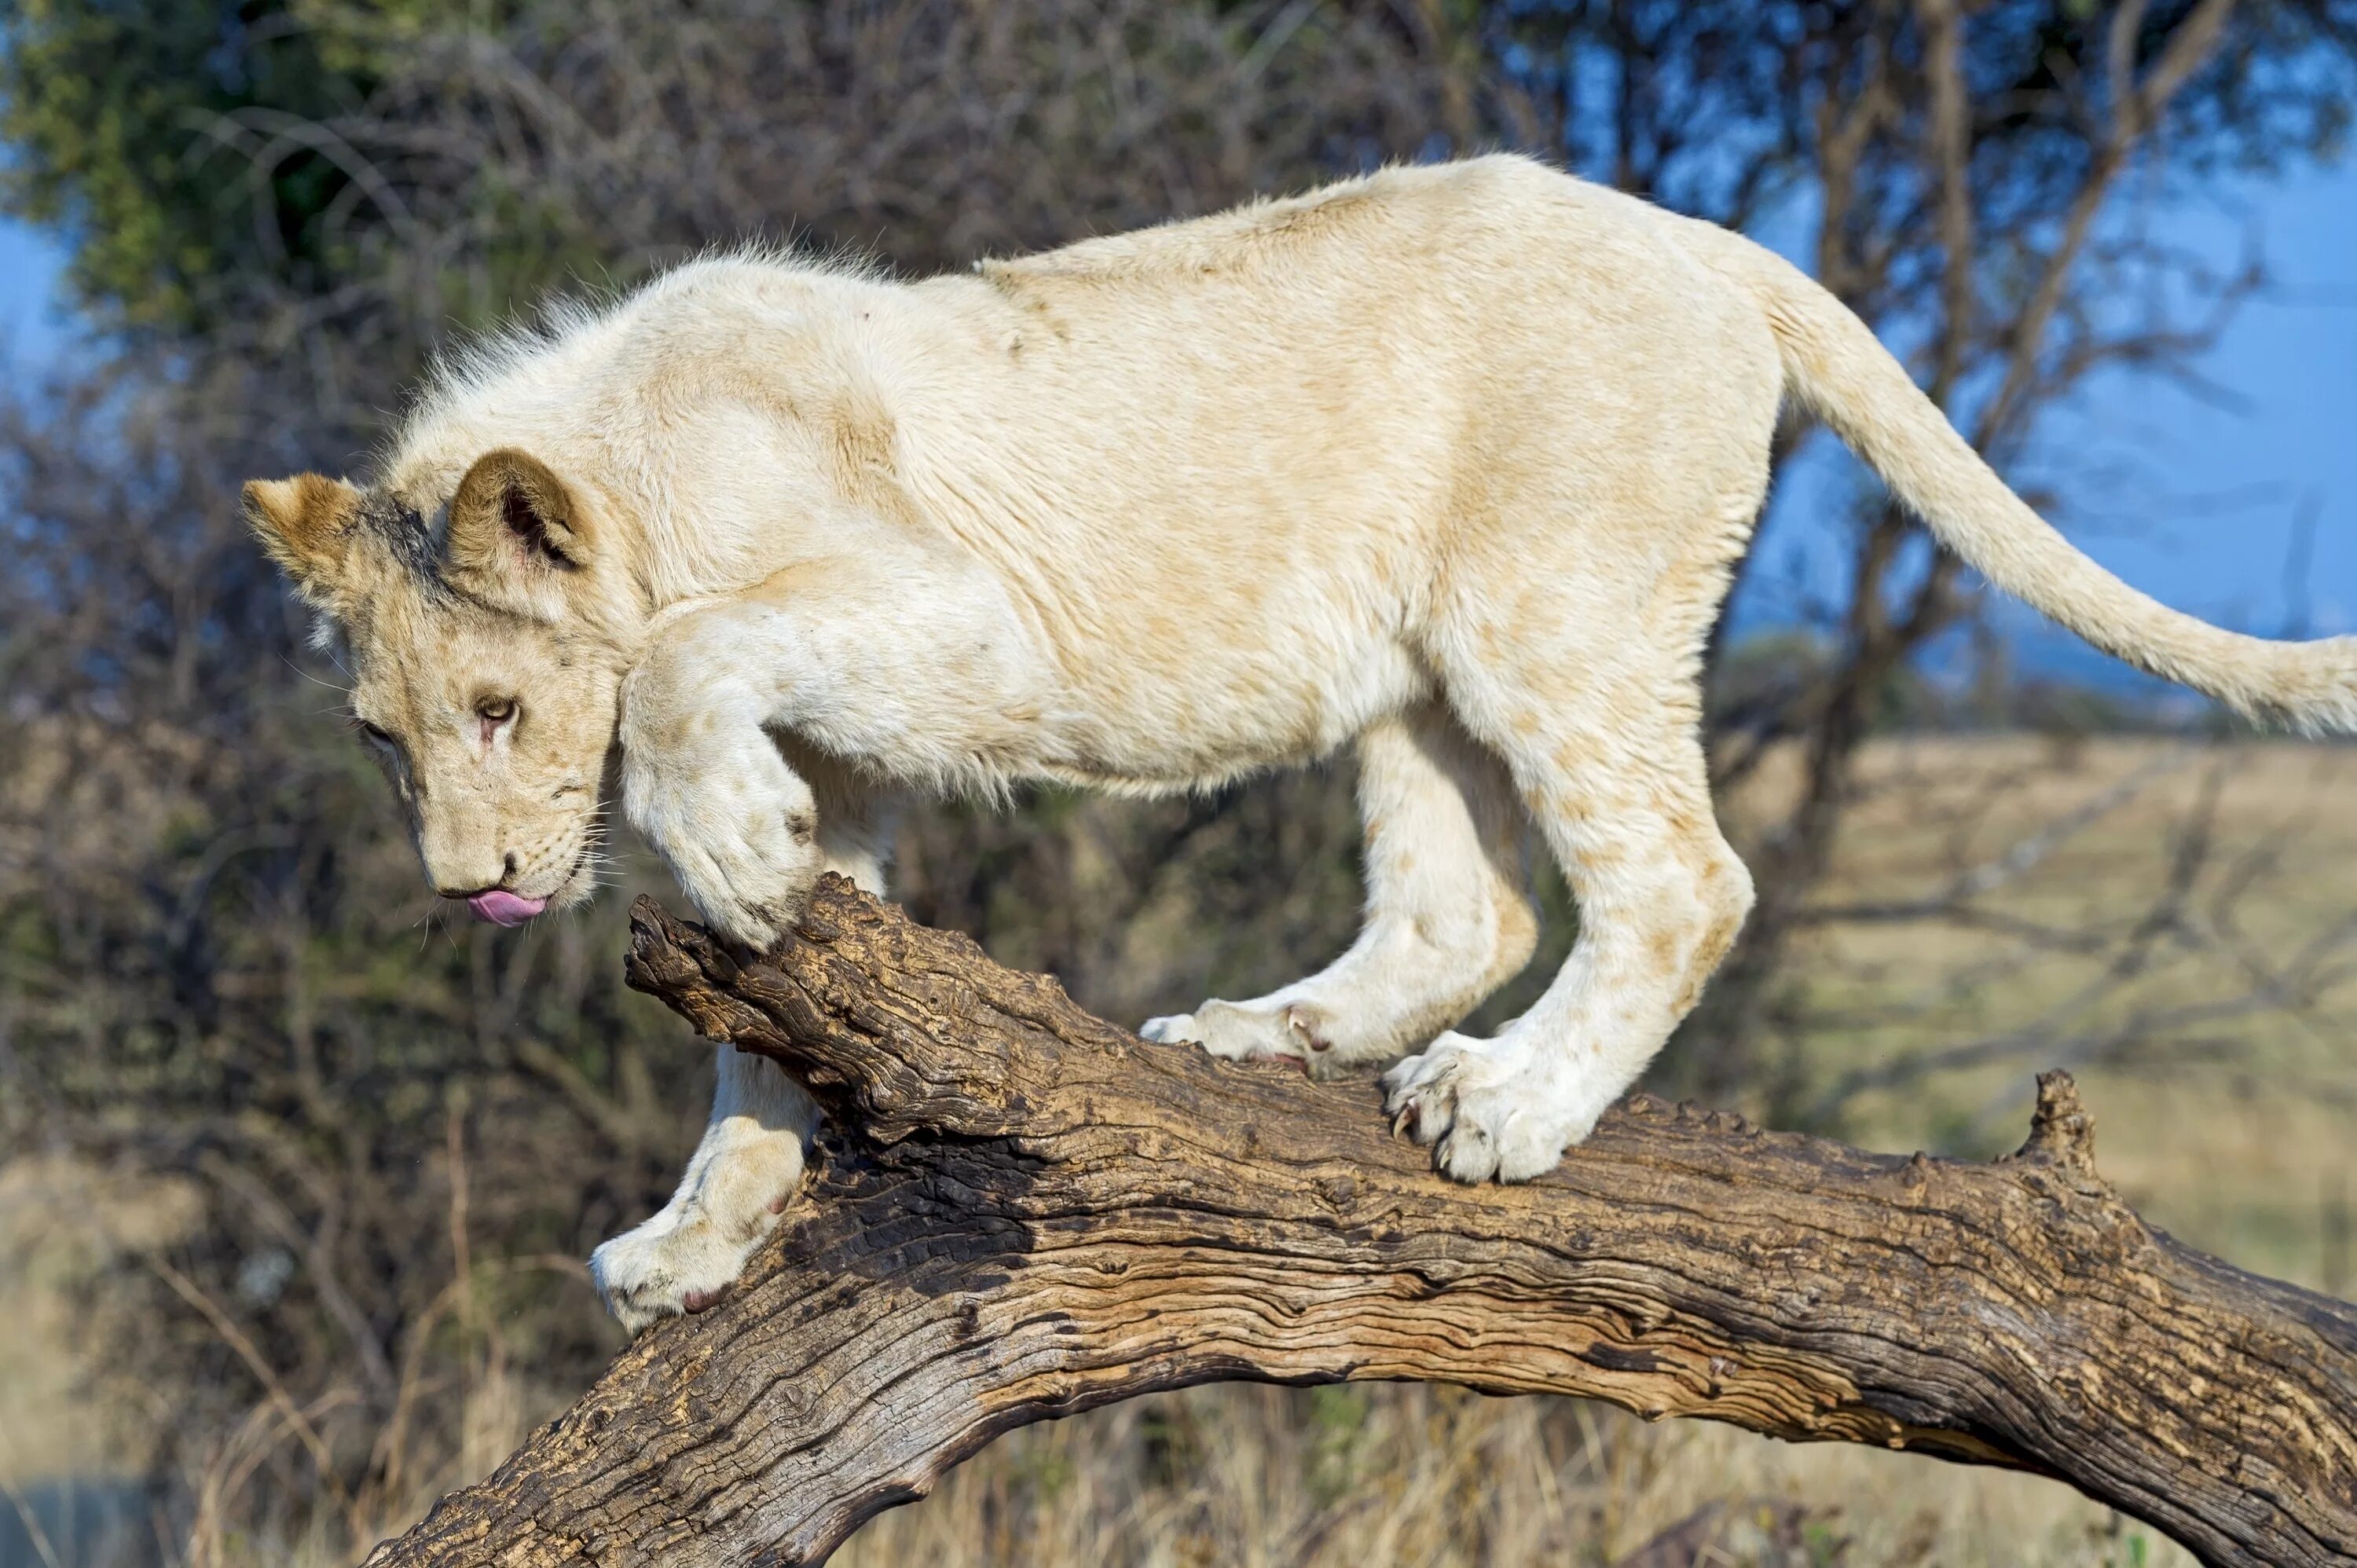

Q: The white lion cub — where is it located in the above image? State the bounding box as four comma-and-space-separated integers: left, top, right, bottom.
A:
244, 156, 2356, 1333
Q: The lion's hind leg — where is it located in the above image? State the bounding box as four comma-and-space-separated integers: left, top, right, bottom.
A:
1142, 705, 1536, 1075
1384, 644, 1753, 1181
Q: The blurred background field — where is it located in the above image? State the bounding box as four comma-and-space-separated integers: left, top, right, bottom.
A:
2, 2, 2353, 1565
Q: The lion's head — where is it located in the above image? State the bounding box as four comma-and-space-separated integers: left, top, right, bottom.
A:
243, 449, 638, 925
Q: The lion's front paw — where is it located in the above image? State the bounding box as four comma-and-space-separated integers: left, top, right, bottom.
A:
621, 727, 823, 950
1383, 1032, 1598, 1183
590, 1197, 788, 1335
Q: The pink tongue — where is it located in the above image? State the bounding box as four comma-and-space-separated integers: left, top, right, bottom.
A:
467, 890, 549, 927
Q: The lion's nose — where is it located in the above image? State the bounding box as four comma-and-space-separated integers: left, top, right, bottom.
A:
432, 853, 518, 901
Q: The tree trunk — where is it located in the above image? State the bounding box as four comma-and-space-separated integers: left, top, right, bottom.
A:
363, 879, 2357, 1568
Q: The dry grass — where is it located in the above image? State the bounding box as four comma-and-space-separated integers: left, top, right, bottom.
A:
1726, 736, 2357, 1289
833, 1385, 2187, 1568
5, 735, 2348, 1566
0, 1159, 201, 1483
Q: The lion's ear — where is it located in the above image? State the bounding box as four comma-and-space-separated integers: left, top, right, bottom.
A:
243, 473, 362, 594
447, 449, 589, 584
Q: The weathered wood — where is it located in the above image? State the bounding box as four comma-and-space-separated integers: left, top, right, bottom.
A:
365, 877, 2357, 1568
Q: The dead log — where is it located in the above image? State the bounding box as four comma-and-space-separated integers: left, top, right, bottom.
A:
364, 878, 2357, 1568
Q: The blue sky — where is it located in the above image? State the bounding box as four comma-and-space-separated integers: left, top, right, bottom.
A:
2040, 158, 2357, 642
2, 159, 2351, 676
1738, 156, 2357, 670
0, 216, 71, 366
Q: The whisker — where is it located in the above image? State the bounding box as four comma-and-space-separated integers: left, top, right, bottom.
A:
281, 654, 354, 698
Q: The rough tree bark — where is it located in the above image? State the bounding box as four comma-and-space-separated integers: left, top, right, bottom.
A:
364, 879, 2357, 1568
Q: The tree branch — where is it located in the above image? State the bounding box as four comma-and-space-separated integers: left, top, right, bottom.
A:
364, 881, 2357, 1568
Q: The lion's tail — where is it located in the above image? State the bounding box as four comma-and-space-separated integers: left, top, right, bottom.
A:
1686, 221, 2357, 735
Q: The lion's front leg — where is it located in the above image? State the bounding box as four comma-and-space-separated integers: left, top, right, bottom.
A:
590, 1045, 815, 1334
618, 621, 825, 951
600, 700, 895, 1328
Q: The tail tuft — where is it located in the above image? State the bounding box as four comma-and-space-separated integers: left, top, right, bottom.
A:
2259, 635, 2357, 737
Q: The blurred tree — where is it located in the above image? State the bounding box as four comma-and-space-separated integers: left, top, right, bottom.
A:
2, 0, 1473, 373
0, 0, 460, 334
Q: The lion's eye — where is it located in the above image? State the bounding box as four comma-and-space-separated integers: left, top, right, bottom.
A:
477, 698, 517, 724
354, 718, 394, 748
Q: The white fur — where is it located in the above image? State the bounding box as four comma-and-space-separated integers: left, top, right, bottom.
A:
255, 155, 2353, 1332
588, 800, 890, 1332
588, 1044, 817, 1335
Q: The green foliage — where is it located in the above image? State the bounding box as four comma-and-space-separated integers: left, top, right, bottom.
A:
0, 0, 613, 337
9, 2, 355, 331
